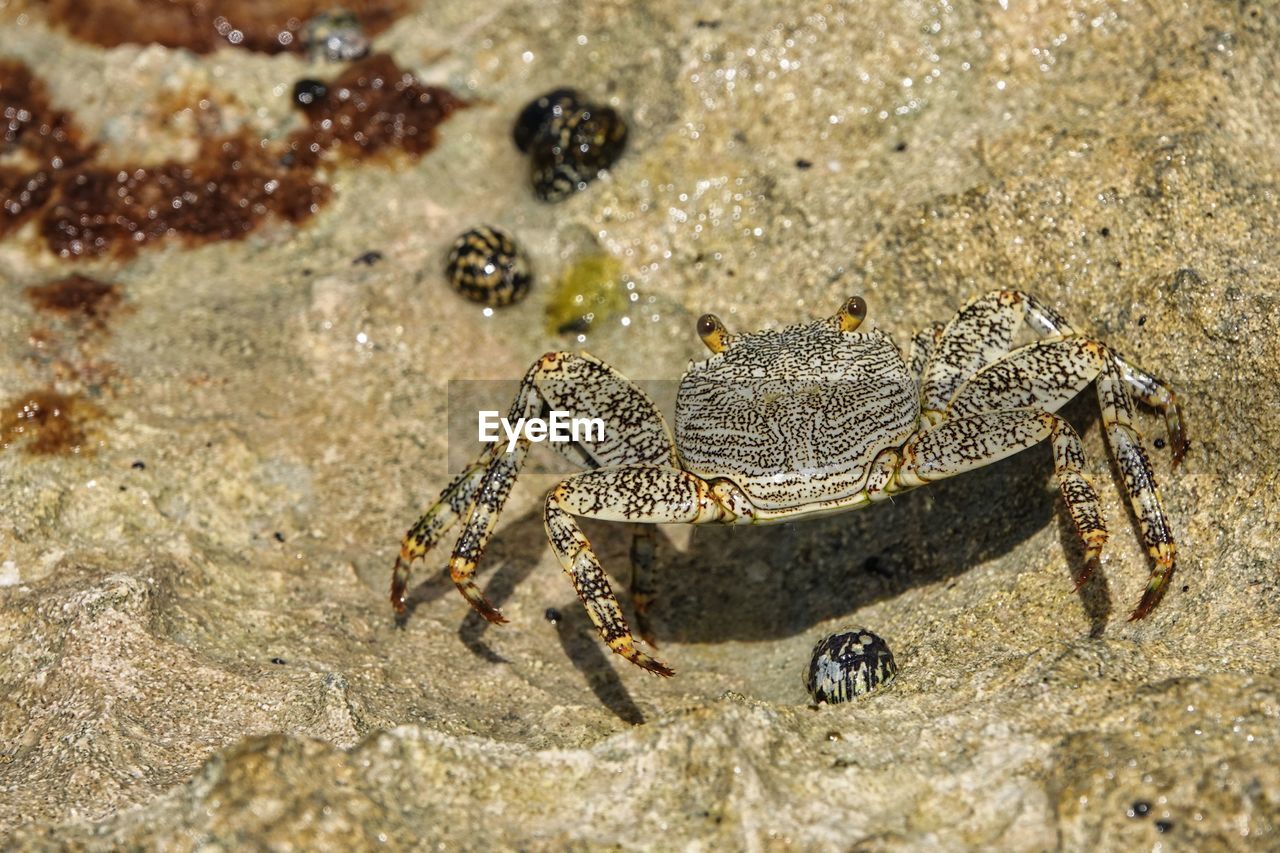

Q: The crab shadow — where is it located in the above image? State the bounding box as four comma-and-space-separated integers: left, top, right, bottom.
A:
638, 395, 1120, 642
647, 449, 1071, 644
402, 398, 1122, 711
395, 515, 647, 723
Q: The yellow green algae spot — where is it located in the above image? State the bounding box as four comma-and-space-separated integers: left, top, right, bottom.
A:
544, 252, 628, 334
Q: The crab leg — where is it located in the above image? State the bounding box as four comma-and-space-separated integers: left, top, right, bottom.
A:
940, 336, 1182, 618
1097, 359, 1177, 619
945, 339, 1107, 418
908, 321, 945, 406
391, 448, 492, 613
544, 466, 734, 675
393, 351, 679, 624
447, 439, 534, 623
1111, 351, 1188, 464
628, 524, 660, 647
921, 290, 1074, 414
893, 409, 1108, 586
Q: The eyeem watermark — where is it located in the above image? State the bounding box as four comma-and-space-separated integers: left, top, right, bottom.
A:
478, 410, 606, 453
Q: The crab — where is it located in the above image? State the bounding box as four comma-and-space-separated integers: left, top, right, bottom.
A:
391, 290, 1186, 676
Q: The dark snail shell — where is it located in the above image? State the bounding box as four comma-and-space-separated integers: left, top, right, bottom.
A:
530, 105, 628, 202
512, 88, 582, 153
805, 627, 898, 704
513, 89, 629, 203
444, 226, 532, 307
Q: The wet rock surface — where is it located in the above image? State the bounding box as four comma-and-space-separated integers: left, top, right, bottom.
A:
1, 0, 1278, 848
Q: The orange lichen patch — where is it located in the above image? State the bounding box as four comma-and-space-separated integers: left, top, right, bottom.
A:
286, 54, 468, 166
33, 0, 409, 55
25, 275, 124, 326
41, 139, 330, 258
1, 389, 106, 456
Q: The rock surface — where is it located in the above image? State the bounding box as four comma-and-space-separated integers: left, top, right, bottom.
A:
2, 0, 1278, 848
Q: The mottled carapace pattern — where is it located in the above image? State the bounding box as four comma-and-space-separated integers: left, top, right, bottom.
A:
32, 0, 408, 55
395, 291, 1187, 676
0, 55, 465, 257
676, 322, 918, 509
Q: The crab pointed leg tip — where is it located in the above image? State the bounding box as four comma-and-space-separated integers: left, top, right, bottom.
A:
1128, 588, 1164, 622
647, 659, 676, 678
473, 602, 507, 624
1073, 564, 1096, 592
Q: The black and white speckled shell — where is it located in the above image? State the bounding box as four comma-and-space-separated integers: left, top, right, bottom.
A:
444, 226, 532, 307
512, 88, 582, 154
529, 105, 628, 202
675, 320, 918, 510
805, 628, 898, 703
513, 90, 628, 203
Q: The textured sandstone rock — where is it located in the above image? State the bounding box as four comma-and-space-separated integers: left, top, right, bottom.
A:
1, 0, 1278, 848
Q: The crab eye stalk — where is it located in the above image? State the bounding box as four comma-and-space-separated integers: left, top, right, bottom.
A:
697, 313, 730, 353
837, 295, 868, 332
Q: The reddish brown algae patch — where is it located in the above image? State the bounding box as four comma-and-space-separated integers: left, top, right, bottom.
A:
0, 58, 95, 239
0, 55, 465, 258
31, 0, 410, 55
287, 53, 468, 165
24, 274, 124, 328
1, 390, 106, 456
41, 139, 331, 257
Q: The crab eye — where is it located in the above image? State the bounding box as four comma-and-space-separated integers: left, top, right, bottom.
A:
697, 313, 730, 353
837, 295, 868, 332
